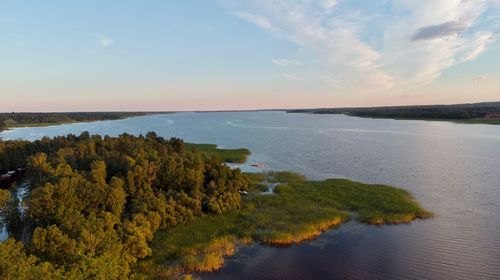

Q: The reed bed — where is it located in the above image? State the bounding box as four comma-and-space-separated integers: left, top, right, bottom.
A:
135, 172, 431, 279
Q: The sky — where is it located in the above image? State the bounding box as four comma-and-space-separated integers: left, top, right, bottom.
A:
1, 0, 500, 112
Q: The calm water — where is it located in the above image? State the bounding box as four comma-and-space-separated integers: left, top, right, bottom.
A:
1, 112, 500, 280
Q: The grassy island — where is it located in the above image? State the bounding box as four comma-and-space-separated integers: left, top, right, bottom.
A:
136, 172, 431, 279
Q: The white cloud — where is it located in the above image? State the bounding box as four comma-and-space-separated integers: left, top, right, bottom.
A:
460, 33, 494, 62
380, 0, 498, 88
231, 1, 395, 91
271, 59, 300, 66
319, 0, 338, 14
230, 0, 500, 93
97, 34, 114, 47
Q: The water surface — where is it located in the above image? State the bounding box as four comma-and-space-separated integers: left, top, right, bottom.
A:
1, 112, 499, 280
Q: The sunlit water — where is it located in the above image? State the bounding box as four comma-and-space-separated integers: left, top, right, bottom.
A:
1, 112, 499, 280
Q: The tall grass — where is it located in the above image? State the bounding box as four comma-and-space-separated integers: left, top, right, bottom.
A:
135, 172, 432, 279
184, 143, 251, 163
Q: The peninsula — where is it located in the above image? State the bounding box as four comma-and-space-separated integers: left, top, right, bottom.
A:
0, 132, 431, 279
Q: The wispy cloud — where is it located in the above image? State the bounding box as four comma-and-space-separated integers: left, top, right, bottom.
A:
473, 75, 500, 83
234, 12, 278, 32
281, 73, 305, 81
229, 0, 500, 93
320, 0, 338, 11
474, 75, 489, 83
460, 33, 495, 62
97, 34, 114, 47
271, 59, 300, 66
319, 75, 342, 88
232, 1, 394, 91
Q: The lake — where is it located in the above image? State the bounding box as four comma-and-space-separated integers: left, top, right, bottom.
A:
1, 111, 500, 280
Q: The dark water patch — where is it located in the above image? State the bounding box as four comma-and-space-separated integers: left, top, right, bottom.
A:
0, 182, 30, 242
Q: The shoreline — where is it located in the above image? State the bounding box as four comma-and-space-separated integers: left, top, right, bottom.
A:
348, 115, 500, 125
287, 112, 500, 125
0, 112, 168, 133
285, 101, 500, 125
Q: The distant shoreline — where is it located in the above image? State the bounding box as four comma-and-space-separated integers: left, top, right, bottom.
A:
300, 114, 500, 125
0, 112, 173, 132
286, 101, 500, 125
2, 101, 500, 133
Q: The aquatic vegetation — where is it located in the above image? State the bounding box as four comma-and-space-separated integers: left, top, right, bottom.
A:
136, 172, 432, 278
184, 143, 251, 163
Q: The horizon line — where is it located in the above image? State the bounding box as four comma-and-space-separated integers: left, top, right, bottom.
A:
1, 101, 499, 114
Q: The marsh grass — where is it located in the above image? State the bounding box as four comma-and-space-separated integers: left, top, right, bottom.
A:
135, 172, 432, 279
184, 143, 251, 163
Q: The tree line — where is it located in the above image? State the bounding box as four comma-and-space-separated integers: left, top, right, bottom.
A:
287, 102, 500, 120
0, 112, 157, 131
0, 132, 247, 279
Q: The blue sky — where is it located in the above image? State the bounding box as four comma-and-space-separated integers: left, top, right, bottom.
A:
1, 0, 499, 111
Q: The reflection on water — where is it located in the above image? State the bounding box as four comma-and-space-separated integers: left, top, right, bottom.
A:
1, 112, 500, 280
0, 220, 6, 241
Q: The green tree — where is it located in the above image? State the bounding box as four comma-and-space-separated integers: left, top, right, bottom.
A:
1, 132, 249, 278
105, 177, 127, 217
31, 225, 79, 265
0, 239, 61, 279
0, 189, 10, 209
27, 153, 53, 184
0, 120, 7, 131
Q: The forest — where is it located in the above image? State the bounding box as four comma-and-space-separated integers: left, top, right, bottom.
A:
0, 112, 156, 131
0, 132, 247, 279
287, 102, 500, 123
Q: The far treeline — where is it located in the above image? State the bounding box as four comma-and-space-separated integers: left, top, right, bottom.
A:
0, 132, 247, 279
0, 112, 162, 131
287, 102, 500, 124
